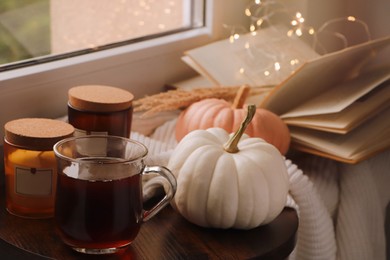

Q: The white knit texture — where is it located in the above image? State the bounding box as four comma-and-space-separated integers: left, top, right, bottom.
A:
286, 159, 337, 260
336, 150, 390, 260
296, 154, 340, 218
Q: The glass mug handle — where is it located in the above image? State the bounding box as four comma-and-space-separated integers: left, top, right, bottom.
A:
142, 166, 177, 222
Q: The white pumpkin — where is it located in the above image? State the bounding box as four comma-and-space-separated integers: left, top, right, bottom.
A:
168, 105, 289, 229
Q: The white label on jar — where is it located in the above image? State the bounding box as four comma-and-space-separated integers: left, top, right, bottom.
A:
15, 167, 53, 196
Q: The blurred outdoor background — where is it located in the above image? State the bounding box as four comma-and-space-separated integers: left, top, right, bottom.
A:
0, 0, 186, 66
0, 0, 49, 65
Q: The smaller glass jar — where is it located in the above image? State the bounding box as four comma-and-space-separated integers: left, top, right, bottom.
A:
3, 118, 74, 218
67, 85, 134, 138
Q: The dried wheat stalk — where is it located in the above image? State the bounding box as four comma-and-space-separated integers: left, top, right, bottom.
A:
134, 85, 272, 117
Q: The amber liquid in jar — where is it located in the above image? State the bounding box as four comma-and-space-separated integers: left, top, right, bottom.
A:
67, 85, 134, 138
3, 118, 74, 218
4, 143, 57, 218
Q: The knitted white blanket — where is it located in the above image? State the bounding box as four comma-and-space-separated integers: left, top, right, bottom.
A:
132, 115, 390, 260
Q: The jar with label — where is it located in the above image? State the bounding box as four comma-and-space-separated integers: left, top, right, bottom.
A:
3, 118, 74, 218
68, 85, 134, 138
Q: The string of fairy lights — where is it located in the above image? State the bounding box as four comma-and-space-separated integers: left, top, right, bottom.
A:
227, 0, 372, 82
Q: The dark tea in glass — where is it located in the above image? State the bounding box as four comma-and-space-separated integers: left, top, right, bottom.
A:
53, 136, 177, 255
55, 159, 142, 251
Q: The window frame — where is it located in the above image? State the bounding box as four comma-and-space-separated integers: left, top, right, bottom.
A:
0, 0, 249, 140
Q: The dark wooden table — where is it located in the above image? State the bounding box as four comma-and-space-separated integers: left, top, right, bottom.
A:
0, 152, 298, 259
0, 203, 298, 259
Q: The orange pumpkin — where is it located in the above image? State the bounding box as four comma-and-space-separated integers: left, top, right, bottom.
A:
175, 86, 290, 155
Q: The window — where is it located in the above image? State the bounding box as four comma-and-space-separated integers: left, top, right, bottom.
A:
0, 0, 249, 141
0, 0, 203, 69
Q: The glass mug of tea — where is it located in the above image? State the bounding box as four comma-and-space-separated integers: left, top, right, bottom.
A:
53, 135, 177, 254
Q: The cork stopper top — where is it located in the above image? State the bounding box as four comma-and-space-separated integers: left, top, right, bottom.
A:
4, 118, 75, 150
68, 85, 134, 112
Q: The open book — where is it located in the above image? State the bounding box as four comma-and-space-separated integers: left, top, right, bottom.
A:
259, 35, 390, 164
181, 30, 390, 164
278, 66, 390, 134
182, 25, 320, 87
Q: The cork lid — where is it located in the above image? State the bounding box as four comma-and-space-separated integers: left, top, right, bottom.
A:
4, 118, 75, 151
68, 85, 134, 112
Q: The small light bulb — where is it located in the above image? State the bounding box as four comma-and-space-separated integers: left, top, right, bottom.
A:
274, 62, 281, 71
290, 59, 299, 65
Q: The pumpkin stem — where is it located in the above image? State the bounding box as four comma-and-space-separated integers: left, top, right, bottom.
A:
232, 85, 250, 109
224, 104, 256, 153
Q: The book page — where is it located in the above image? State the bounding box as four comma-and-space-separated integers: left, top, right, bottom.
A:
281, 65, 390, 118
181, 56, 221, 86
283, 84, 390, 133
183, 25, 319, 87
260, 35, 390, 115
289, 106, 390, 162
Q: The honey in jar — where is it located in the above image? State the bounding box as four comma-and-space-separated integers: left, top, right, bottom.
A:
3, 118, 74, 218
67, 85, 134, 138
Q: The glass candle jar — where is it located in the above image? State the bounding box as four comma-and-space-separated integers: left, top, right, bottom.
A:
3, 118, 74, 218
67, 85, 134, 138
